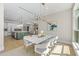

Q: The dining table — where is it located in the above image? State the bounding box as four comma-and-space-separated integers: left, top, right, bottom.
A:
23, 34, 56, 45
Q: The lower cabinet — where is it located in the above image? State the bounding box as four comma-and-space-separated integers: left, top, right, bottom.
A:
12, 32, 30, 40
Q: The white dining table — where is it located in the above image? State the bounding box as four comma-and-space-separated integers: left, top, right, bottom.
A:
23, 35, 56, 44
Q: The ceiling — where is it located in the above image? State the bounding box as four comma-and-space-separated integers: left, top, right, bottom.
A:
4, 3, 73, 23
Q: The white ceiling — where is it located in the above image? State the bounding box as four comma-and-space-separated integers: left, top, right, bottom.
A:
4, 3, 73, 23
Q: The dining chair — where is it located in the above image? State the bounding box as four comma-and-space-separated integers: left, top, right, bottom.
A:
34, 40, 51, 56
23, 39, 32, 47
50, 36, 58, 47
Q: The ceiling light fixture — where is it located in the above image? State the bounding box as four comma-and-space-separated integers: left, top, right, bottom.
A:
41, 3, 48, 9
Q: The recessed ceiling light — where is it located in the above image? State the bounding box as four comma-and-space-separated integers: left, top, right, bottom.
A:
42, 3, 45, 6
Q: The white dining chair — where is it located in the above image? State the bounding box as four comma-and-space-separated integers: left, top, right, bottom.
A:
23, 39, 32, 46
53, 36, 58, 44
50, 36, 58, 47
34, 40, 51, 56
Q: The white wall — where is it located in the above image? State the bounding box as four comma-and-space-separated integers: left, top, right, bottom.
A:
46, 9, 72, 44
0, 4, 4, 52
38, 9, 72, 44
38, 19, 57, 36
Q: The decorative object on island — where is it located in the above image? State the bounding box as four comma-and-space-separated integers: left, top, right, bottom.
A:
38, 30, 45, 37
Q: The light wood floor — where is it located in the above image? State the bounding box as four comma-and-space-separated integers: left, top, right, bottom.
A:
4, 36, 24, 51
4, 36, 76, 56
24, 42, 76, 56
49, 43, 76, 56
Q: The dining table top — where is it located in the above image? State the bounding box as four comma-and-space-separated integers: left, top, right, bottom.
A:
23, 35, 56, 44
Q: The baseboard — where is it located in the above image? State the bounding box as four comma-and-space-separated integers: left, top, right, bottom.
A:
0, 48, 4, 53
58, 40, 72, 45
